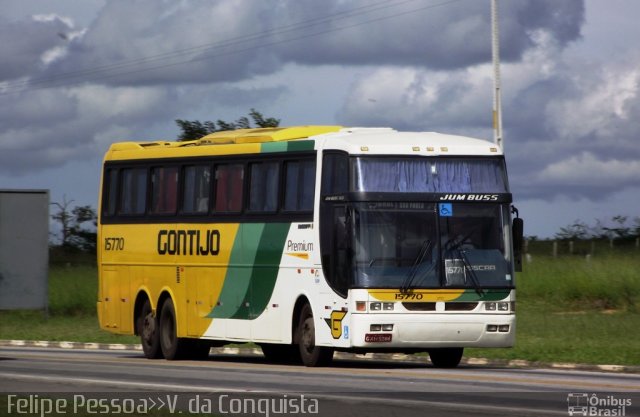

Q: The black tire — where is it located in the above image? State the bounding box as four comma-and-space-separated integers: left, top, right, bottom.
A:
297, 304, 333, 367
159, 299, 191, 360
260, 343, 301, 364
429, 347, 464, 368
136, 299, 163, 359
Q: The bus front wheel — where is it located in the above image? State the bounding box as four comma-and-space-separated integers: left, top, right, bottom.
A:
137, 299, 162, 359
297, 304, 333, 367
429, 348, 464, 368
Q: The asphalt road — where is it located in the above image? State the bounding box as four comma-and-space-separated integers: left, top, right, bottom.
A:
1, 346, 639, 416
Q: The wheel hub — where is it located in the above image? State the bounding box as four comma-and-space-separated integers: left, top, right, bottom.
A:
142, 313, 155, 342
302, 322, 314, 352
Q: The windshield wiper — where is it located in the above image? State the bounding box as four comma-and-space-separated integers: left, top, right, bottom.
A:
400, 240, 433, 292
442, 230, 474, 254
457, 249, 485, 297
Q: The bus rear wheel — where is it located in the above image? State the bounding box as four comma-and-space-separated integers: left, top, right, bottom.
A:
159, 299, 198, 360
429, 347, 464, 368
137, 299, 162, 359
297, 304, 333, 367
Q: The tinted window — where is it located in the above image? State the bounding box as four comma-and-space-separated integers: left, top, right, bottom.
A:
183, 165, 211, 214
103, 169, 118, 216
120, 168, 147, 215
215, 164, 244, 213
321, 153, 349, 196
150, 166, 178, 215
284, 160, 315, 212
249, 162, 279, 212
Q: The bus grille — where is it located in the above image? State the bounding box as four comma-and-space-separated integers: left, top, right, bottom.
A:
402, 302, 436, 311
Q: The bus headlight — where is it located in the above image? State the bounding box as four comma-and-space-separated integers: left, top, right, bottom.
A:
485, 302, 511, 312
370, 302, 382, 311
382, 302, 394, 311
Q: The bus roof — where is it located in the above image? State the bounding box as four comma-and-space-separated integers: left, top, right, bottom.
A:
104, 126, 502, 161
320, 128, 501, 157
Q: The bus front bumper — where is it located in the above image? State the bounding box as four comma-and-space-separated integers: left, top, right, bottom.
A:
349, 313, 515, 348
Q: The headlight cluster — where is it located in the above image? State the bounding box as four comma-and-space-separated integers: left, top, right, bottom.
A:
486, 324, 510, 332
359, 302, 395, 312
370, 324, 394, 332
484, 301, 513, 312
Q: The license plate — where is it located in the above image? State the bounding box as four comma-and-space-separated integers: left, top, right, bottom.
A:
365, 333, 392, 343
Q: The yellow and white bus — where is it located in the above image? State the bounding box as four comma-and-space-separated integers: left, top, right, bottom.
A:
97, 125, 523, 367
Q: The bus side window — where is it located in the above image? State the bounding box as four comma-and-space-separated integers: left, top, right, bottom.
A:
103, 168, 118, 217
120, 168, 147, 215
150, 166, 178, 215
183, 165, 211, 214
284, 159, 316, 212
248, 162, 279, 212
321, 153, 349, 196
214, 164, 244, 213
319, 152, 351, 299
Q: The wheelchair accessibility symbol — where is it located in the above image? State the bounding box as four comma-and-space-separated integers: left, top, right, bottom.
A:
439, 203, 453, 217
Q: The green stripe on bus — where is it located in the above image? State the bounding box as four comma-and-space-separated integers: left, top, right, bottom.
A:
285, 140, 315, 152
208, 223, 265, 319
455, 289, 511, 302
260, 140, 315, 153
208, 223, 291, 320
242, 222, 291, 319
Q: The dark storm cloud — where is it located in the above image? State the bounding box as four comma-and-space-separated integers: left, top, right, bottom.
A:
0, 0, 587, 179
0, 15, 71, 81
506, 76, 579, 142
339, 40, 640, 202
0, 83, 286, 175
33, 0, 584, 87
277, 0, 584, 68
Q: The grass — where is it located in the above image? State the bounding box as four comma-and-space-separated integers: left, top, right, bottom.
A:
0, 311, 137, 344
517, 254, 640, 311
48, 265, 100, 316
467, 303, 640, 365
1, 253, 639, 366
468, 253, 640, 365
0, 265, 137, 344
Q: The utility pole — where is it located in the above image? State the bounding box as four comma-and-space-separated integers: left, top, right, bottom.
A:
491, 0, 503, 150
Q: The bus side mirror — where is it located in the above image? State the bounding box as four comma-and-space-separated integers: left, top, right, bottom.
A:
512, 217, 524, 272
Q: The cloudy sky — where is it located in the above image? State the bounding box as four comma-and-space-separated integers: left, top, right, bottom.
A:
1, 0, 638, 238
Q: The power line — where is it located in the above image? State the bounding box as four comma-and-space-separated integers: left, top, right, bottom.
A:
1, 0, 465, 95
7, 0, 410, 90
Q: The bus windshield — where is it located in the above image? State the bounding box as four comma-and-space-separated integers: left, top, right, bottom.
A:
351, 202, 513, 289
352, 157, 508, 193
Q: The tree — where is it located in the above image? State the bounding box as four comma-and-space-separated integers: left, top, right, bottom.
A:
603, 215, 633, 240
51, 196, 97, 253
175, 108, 280, 141
554, 220, 590, 241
